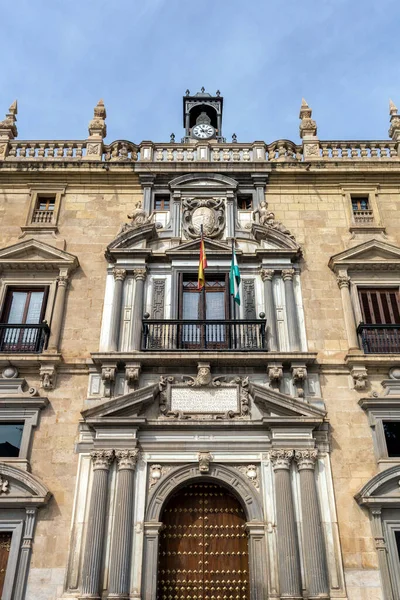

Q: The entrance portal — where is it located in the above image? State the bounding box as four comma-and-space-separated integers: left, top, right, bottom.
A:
157, 482, 250, 599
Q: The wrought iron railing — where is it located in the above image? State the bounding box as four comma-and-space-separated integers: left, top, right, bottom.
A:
0, 323, 50, 353
357, 323, 400, 354
142, 319, 267, 352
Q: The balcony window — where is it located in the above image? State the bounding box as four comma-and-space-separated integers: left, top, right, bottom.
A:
32, 195, 56, 224
351, 195, 374, 224
357, 288, 400, 353
0, 288, 49, 353
383, 421, 400, 457
0, 423, 24, 457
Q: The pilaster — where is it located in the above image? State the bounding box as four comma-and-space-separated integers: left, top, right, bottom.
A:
282, 269, 301, 351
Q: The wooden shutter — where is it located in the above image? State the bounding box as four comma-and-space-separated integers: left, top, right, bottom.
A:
358, 288, 400, 324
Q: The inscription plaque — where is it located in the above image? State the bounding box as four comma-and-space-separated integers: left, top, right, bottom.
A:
170, 386, 239, 413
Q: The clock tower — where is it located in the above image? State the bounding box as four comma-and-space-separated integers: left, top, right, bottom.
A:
183, 87, 224, 142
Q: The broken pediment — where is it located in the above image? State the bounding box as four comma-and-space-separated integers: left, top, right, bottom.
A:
82, 383, 159, 421
0, 238, 79, 272
329, 239, 400, 273
249, 382, 326, 419
105, 223, 156, 261
356, 464, 400, 507
252, 223, 301, 254
0, 463, 51, 507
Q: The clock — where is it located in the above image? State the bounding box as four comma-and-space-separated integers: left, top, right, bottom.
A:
191, 123, 215, 139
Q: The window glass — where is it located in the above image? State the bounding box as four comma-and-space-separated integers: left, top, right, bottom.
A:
4, 290, 45, 324
37, 196, 55, 211
0, 423, 24, 457
154, 195, 170, 210
351, 196, 369, 211
395, 530, 400, 561
237, 195, 252, 210
383, 421, 400, 457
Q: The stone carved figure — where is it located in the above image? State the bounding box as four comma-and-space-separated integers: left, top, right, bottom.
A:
119, 201, 151, 234
198, 452, 212, 473
254, 200, 295, 240
188, 364, 212, 387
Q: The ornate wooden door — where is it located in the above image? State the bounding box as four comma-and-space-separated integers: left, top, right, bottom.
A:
157, 482, 250, 600
0, 532, 11, 597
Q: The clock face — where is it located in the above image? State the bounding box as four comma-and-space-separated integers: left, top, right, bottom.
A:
192, 123, 215, 139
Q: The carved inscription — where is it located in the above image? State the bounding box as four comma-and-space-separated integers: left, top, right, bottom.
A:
170, 386, 239, 413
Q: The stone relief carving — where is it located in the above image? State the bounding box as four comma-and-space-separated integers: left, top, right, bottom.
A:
254, 200, 295, 240
233, 465, 260, 491
152, 279, 165, 319
198, 452, 213, 473
291, 365, 308, 398
0, 477, 9, 495
182, 197, 225, 239
242, 280, 256, 319
101, 365, 117, 398
351, 365, 368, 391
268, 364, 283, 387
148, 464, 174, 489
158, 373, 251, 420
40, 364, 57, 391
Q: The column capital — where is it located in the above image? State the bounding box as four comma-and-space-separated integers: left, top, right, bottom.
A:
91, 449, 114, 470
270, 449, 294, 470
261, 268, 275, 281
282, 268, 295, 281
113, 267, 127, 282
133, 268, 147, 281
115, 449, 139, 471
57, 275, 69, 288
294, 449, 318, 471
337, 274, 351, 289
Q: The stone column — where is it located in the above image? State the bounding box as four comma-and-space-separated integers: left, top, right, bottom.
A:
131, 269, 147, 351
108, 449, 139, 599
245, 522, 268, 600
48, 274, 69, 351
261, 269, 278, 351
282, 269, 301, 351
270, 449, 302, 599
295, 450, 329, 598
142, 522, 164, 600
13, 508, 37, 600
337, 275, 360, 351
109, 268, 126, 352
80, 450, 114, 599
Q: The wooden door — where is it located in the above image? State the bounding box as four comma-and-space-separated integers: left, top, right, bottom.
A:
157, 482, 250, 600
0, 532, 11, 597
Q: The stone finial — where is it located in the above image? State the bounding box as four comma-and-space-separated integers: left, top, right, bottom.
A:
299, 98, 317, 138
0, 100, 18, 140
389, 99, 400, 140
88, 99, 107, 138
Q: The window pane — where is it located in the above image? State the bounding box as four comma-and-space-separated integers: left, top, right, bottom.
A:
7, 292, 27, 323
0, 423, 23, 457
206, 292, 225, 319
183, 292, 200, 320
383, 421, 400, 457
395, 531, 400, 561
25, 292, 44, 324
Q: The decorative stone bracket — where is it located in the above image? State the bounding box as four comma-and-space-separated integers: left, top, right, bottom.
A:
267, 363, 283, 388
291, 364, 308, 398
351, 365, 368, 391
125, 362, 141, 389
101, 364, 117, 398
39, 363, 57, 391
198, 452, 212, 473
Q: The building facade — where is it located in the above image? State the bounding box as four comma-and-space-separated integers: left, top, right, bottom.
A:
0, 90, 399, 599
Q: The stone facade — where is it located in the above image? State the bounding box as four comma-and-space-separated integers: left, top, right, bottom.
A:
0, 91, 398, 599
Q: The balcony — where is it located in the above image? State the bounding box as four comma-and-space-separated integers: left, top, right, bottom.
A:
357, 324, 400, 354
142, 319, 267, 352
0, 323, 50, 353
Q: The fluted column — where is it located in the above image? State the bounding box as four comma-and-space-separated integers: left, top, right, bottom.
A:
131, 269, 147, 351
48, 275, 69, 351
295, 450, 329, 598
80, 450, 114, 599
271, 449, 302, 599
282, 269, 301, 351
261, 269, 278, 351
337, 275, 360, 351
108, 449, 139, 599
109, 268, 126, 352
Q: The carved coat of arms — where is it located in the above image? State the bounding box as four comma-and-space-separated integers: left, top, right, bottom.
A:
182, 197, 225, 239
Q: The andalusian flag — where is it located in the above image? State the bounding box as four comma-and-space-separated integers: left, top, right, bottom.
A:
230, 241, 241, 305
198, 232, 208, 289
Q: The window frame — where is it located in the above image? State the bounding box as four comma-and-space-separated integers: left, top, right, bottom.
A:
360, 396, 400, 464
153, 194, 171, 212
340, 185, 384, 233
1, 287, 49, 325
22, 185, 65, 233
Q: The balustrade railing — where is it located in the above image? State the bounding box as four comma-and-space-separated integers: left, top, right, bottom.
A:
142, 319, 267, 352
3, 139, 400, 163
32, 209, 54, 223
0, 323, 50, 353
353, 209, 374, 224
357, 323, 400, 354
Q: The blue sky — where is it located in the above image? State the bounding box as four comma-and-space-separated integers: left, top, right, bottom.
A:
2, 0, 400, 144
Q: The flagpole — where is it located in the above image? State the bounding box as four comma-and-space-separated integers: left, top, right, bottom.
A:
231, 237, 236, 321
201, 225, 206, 316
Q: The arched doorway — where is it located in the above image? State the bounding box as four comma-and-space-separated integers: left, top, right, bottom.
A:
157, 481, 250, 599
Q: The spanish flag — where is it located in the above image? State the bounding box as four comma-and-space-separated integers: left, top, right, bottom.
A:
197, 233, 208, 289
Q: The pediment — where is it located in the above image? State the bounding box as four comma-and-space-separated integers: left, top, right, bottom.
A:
329, 239, 400, 273
0, 239, 79, 272
356, 465, 400, 506
249, 382, 326, 419
105, 223, 156, 261
252, 223, 301, 253
166, 237, 233, 257
169, 173, 238, 190
0, 463, 51, 507
82, 383, 159, 420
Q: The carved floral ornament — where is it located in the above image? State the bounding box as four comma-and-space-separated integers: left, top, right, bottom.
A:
182, 197, 225, 239
270, 449, 318, 471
